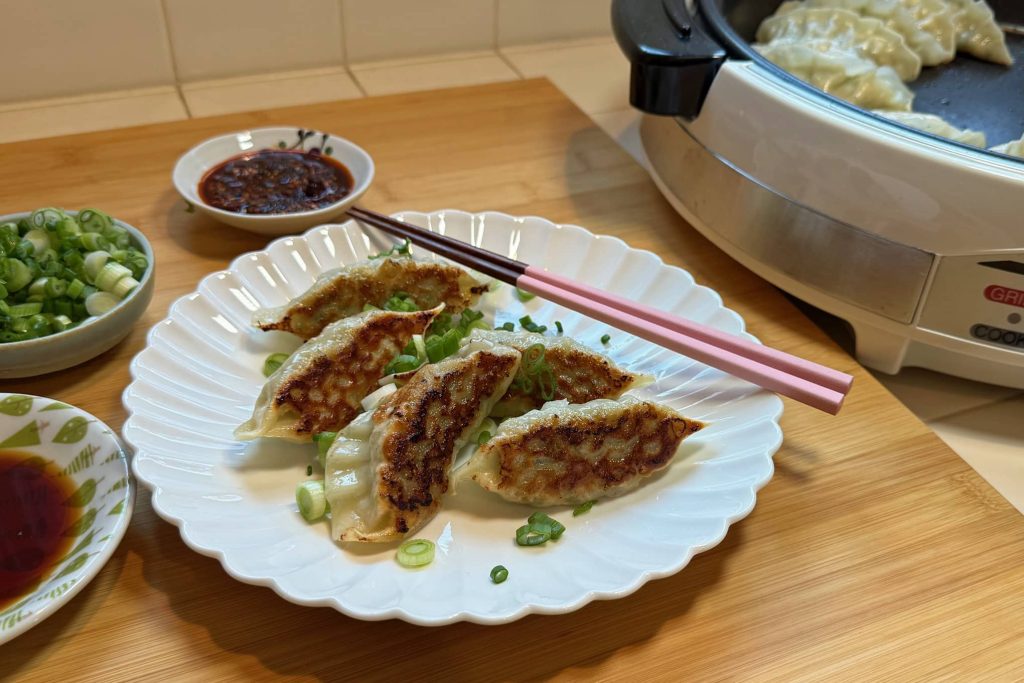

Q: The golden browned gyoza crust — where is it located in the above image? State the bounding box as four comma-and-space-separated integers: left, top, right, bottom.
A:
342, 344, 520, 541
234, 307, 440, 442
466, 329, 650, 416
254, 257, 488, 339
464, 397, 705, 506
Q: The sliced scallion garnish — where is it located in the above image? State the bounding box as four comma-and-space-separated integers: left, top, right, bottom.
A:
600, 334, 611, 345
296, 480, 327, 521
263, 352, 289, 377
490, 565, 509, 584
396, 539, 435, 568
515, 287, 535, 302
572, 500, 596, 516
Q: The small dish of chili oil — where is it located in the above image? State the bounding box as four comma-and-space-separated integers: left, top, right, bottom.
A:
198, 149, 354, 215
0, 451, 79, 611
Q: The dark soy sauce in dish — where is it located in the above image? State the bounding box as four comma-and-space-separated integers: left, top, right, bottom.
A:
198, 149, 354, 215
0, 451, 78, 610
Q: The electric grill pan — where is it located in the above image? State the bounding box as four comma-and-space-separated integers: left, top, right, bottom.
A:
613, 0, 1024, 388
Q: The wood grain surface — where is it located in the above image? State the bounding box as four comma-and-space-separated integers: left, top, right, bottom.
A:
1, 79, 1022, 682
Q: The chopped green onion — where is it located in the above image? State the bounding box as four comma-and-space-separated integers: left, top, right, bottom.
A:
110, 276, 139, 299
95, 262, 132, 292
65, 278, 86, 299
516, 512, 565, 546
84, 291, 119, 316
515, 524, 550, 546
263, 352, 289, 377
77, 208, 113, 232
490, 565, 509, 584
411, 334, 427, 362
515, 287, 536, 302
383, 292, 418, 312
384, 353, 421, 375
519, 315, 547, 334
555, 321, 563, 334
4, 259, 32, 292
83, 250, 110, 281
8, 302, 42, 318
476, 430, 491, 445
313, 431, 337, 468
295, 480, 327, 521
23, 229, 51, 256
497, 321, 515, 331
80, 232, 108, 252
396, 539, 435, 568
572, 500, 596, 516
370, 238, 412, 260
600, 334, 611, 345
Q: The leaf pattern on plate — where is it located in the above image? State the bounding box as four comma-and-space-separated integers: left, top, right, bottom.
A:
62, 444, 98, 476
53, 417, 89, 444
0, 395, 32, 416
65, 479, 97, 507
0, 420, 41, 448
104, 477, 127, 497
63, 509, 96, 537
40, 402, 72, 411
107, 500, 125, 516
53, 553, 90, 580
61, 530, 96, 564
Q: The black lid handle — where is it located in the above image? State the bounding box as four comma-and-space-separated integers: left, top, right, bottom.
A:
612, 0, 727, 118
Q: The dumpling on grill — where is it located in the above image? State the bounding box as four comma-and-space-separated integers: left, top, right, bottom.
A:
873, 110, 987, 146
235, 306, 442, 442
778, 0, 956, 66
757, 7, 922, 81
463, 329, 652, 417
253, 256, 488, 339
990, 134, 1024, 158
946, 0, 1012, 65
462, 396, 706, 507
753, 41, 914, 110
325, 341, 520, 542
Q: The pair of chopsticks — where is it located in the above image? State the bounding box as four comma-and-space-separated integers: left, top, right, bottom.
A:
347, 206, 853, 414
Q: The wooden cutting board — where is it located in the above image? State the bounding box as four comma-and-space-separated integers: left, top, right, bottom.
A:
2, 79, 1022, 681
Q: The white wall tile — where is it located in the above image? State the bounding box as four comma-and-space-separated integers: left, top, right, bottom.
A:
0, 88, 187, 144
0, 0, 175, 103
343, 0, 496, 63
498, 0, 611, 46
501, 40, 630, 114
352, 54, 517, 96
165, 0, 344, 81
182, 67, 363, 117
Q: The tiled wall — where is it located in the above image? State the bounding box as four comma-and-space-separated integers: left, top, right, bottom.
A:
0, 0, 611, 105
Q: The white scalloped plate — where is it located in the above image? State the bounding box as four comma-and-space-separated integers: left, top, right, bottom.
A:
124, 210, 783, 625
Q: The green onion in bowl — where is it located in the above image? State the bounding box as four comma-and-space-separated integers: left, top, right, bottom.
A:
0, 208, 155, 379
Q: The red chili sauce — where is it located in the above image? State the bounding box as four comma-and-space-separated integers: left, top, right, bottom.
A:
0, 451, 78, 610
199, 149, 354, 215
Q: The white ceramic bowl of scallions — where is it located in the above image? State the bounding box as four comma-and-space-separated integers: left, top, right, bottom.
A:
0, 208, 154, 378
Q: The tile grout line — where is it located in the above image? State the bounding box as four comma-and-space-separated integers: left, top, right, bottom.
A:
157, 0, 192, 118
492, 0, 500, 52
926, 389, 1024, 427
338, 0, 367, 96
496, 50, 526, 80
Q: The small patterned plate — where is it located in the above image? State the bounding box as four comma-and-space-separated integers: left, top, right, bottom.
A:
0, 394, 133, 645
